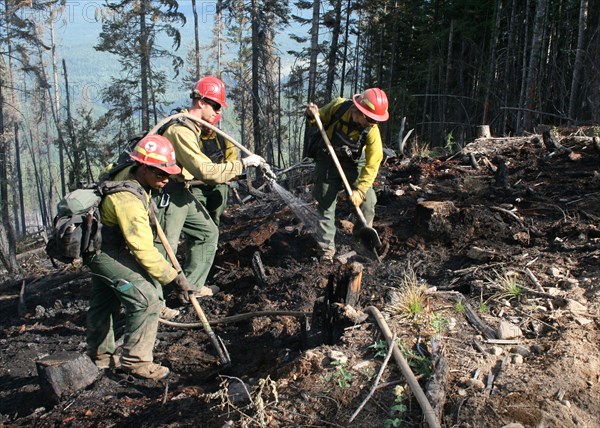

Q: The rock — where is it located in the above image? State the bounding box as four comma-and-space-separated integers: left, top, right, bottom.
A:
228, 381, 251, 405
531, 344, 545, 354
466, 246, 496, 261
328, 350, 348, 365
511, 354, 524, 364
510, 346, 531, 358
466, 378, 486, 389
566, 299, 588, 316
36, 352, 99, 403
547, 267, 561, 277
501, 424, 525, 428
490, 346, 503, 356
559, 278, 579, 289
498, 320, 523, 339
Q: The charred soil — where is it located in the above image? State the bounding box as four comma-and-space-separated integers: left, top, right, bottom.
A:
1, 128, 600, 428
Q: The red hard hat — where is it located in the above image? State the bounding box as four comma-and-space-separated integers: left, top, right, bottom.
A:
130, 134, 181, 175
352, 88, 389, 122
191, 76, 228, 107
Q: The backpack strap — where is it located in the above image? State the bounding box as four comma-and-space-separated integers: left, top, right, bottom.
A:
322, 100, 354, 132
98, 180, 148, 210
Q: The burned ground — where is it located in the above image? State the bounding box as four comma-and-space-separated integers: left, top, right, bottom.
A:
1, 128, 600, 428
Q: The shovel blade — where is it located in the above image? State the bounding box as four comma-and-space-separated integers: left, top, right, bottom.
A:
357, 225, 382, 251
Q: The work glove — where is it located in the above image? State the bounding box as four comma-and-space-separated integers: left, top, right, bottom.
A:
260, 163, 276, 182
350, 189, 366, 207
169, 272, 193, 302
242, 154, 266, 168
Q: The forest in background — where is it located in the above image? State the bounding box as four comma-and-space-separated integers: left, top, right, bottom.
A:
0, 0, 598, 275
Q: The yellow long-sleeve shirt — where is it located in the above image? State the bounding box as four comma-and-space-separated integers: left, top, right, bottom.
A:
162, 110, 243, 185
100, 167, 178, 285
313, 97, 384, 193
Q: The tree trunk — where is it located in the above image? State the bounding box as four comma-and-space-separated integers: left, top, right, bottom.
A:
482, 1, 502, 126
63, 60, 82, 189
339, 0, 352, 97
523, 0, 549, 131
324, 0, 343, 100
251, 0, 261, 154
307, 0, 320, 103
568, 0, 588, 124
139, 1, 150, 131
192, 0, 201, 80
50, 7, 66, 196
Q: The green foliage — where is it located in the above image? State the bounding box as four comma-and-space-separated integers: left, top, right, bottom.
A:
371, 340, 431, 377
454, 300, 465, 314
478, 300, 490, 314
430, 312, 449, 334
384, 385, 408, 428
488, 270, 523, 302
388, 263, 427, 318
325, 361, 353, 389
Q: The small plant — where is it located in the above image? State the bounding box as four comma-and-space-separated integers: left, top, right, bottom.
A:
495, 270, 523, 301
454, 300, 465, 314
369, 339, 390, 358
430, 312, 449, 334
478, 300, 489, 314
384, 385, 408, 427
326, 360, 352, 389
371, 339, 432, 377
388, 263, 427, 318
410, 139, 431, 158
444, 132, 461, 154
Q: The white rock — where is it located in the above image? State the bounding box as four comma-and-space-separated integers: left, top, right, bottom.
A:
566, 299, 588, 316
498, 319, 523, 339
490, 346, 503, 356
547, 267, 561, 277
511, 354, 524, 364
328, 350, 348, 365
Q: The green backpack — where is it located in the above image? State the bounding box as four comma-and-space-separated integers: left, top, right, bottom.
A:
45, 181, 147, 264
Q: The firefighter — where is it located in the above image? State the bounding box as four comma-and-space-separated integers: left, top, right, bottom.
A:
193, 112, 237, 226
305, 88, 390, 261
86, 135, 192, 380
158, 76, 265, 301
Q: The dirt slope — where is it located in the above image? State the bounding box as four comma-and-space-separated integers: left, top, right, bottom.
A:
1, 128, 600, 427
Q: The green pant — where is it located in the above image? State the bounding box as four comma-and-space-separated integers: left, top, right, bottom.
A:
311, 158, 376, 257
190, 183, 229, 226
155, 184, 218, 291
85, 249, 163, 366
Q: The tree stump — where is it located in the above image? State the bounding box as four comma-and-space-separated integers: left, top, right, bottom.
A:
304, 262, 367, 347
36, 352, 99, 402
477, 125, 492, 139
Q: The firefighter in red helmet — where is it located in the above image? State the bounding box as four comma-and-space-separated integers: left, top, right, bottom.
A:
157, 76, 264, 302
86, 135, 194, 380
306, 88, 390, 261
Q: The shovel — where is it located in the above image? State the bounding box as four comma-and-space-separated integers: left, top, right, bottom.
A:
152, 209, 232, 367
313, 112, 382, 252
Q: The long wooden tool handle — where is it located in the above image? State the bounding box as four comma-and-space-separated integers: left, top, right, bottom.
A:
313, 113, 369, 227
152, 209, 231, 366
148, 113, 253, 157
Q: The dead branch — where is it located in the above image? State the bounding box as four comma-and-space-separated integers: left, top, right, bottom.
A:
425, 337, 448, 422
490, 206, 524, 227
349, 333, 396, 423
454, 295, 497, 340
365, 306, 441, 428
159, 310, 311, 328
523, 268, 545, 292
